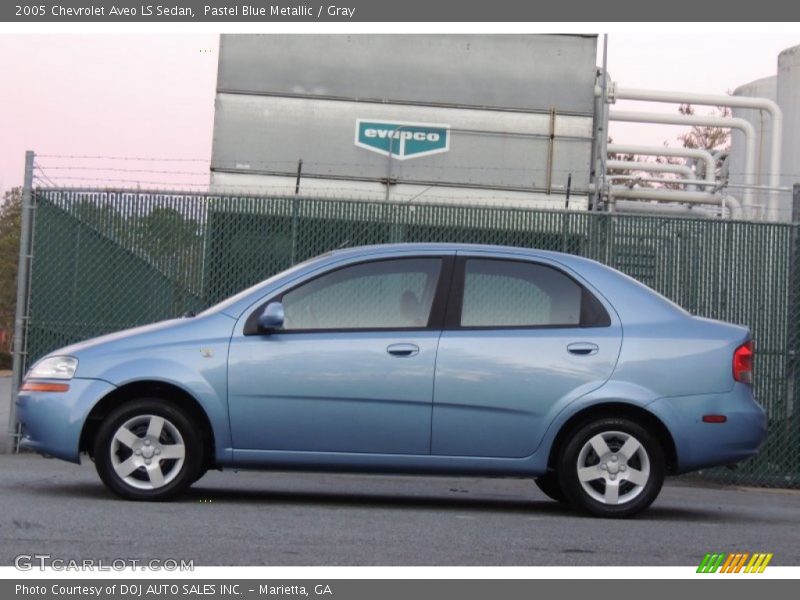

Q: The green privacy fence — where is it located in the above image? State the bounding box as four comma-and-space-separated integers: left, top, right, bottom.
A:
24, 188, 800, 487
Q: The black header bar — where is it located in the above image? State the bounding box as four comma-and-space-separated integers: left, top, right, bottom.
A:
3, 0, 800, 22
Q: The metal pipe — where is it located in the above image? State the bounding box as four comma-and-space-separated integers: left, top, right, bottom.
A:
607, 185, 742, 219
725, 182, 793, 193
597, 35, 610, 211
294, 159, 303, 195
9, 151, 35, 451
590, 77, 602, 210
608, 111, 756, 215
607, 144, 716, 183
545, 107, 556, 195
612, 86, 783, 221
613, 199, 719, 218
607, 159, 694, 180
608, 175, 717, 188
383, 124, 414, 202
565, 173, 572, 209
723, 194, 740, 220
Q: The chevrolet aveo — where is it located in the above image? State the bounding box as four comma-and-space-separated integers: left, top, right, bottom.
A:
17, 244, 766, 517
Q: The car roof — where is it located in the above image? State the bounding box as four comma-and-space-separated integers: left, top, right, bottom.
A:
328, 242, 576, 261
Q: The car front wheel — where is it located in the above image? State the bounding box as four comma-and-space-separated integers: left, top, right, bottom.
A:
94, 399, 204, 501
557, 417, 664, 518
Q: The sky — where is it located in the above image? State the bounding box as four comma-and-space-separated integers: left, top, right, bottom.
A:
0, 32, 799, 194
604, 33, 800, 151
0, 34, 220, 193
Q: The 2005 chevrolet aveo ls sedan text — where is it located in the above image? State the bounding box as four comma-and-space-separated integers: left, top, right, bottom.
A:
17, 243, 766, 517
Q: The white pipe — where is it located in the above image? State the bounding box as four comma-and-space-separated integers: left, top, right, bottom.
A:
613, 200, 719, 218
608, 175, 716, 188
598, 40, 610, 211
725, 182, 793, 193
608, 186, 742, 219
607, 160, 694, 180
724, 194, 743, 220
609, 111, 756, 216
608, 144, 716, 183
612, 86, 783, 221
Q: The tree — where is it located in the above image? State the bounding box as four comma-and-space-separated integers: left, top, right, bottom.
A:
0, 187, 22, 362
606, 138, 684, 190
607, 103, 733, 189
135, 206, 204, 312
136, 206, 201, 262
677, 104, 732, 153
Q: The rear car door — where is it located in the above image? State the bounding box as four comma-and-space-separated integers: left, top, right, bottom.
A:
432, 254, 622, 458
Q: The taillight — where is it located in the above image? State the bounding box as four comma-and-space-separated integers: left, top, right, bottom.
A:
733, 340, 754, 384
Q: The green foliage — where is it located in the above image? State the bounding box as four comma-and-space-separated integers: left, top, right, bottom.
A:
0, 188, 22, 353
607, 103, 733, 188
678, 103, 732, 153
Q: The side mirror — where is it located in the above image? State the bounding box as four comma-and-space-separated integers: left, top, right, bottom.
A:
258, 302, 285, 332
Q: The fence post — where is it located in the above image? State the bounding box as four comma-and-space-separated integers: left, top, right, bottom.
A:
290, 196, 298, 266
788, 184, 800, 435
7, 150, 35, 453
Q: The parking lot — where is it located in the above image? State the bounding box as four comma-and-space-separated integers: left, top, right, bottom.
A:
1, 453, 799, 566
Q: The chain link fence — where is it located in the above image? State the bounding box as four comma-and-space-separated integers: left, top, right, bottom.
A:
19, 187, 800, 487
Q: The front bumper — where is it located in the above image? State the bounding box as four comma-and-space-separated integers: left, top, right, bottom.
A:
648, 383, 768, 473
16, 378, 116, 463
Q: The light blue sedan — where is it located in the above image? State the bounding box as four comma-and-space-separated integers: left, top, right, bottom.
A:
16, 244, 766, 517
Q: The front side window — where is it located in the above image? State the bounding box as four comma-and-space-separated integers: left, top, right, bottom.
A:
281, 258, 442, 330
460, 259, 584, 327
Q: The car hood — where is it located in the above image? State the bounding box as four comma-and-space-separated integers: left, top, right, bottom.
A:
33, 313, 236, 369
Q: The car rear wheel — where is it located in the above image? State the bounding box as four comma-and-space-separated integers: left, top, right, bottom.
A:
193, 467, 209, 484
94, 399, 204, 501
558, 417, 664, 518
534, 472, 566, 503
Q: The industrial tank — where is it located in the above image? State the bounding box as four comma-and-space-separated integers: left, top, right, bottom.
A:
730, 75, 777, 213
778, 45, 800, 201
209, 34, 599, 209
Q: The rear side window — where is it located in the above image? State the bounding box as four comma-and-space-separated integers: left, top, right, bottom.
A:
459, 259, 609, 328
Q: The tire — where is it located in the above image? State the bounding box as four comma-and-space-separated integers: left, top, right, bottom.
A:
94, 399, 204, 501
557, 417, 664, 518
534, 472, 567, 503
193, 467, 209, 484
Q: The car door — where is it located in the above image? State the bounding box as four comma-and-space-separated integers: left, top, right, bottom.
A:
228, 255, 453, 454
432, 254, 622, 458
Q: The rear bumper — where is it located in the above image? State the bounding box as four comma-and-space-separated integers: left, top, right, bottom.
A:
16, 378, 116, 463
648, 384, 767, 473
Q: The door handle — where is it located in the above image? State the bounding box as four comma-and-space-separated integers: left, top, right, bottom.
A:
567, 342, 599, 356
387, 343, 419, 357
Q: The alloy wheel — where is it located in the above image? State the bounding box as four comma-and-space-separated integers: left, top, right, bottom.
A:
109, 414, 186, 490
575, 430, 651, 506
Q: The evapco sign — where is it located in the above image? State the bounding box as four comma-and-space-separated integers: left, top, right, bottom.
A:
355, 119, 450, 160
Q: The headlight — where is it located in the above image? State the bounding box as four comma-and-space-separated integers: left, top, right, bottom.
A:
27, 356, 79, 380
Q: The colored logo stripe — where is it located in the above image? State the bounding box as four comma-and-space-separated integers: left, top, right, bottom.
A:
745, 553, 773, 573
697, 552, 772, 573
697, 553, 725, 573
720, 553, 736, 572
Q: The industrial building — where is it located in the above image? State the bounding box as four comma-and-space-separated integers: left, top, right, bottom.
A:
210, 34, 800, 222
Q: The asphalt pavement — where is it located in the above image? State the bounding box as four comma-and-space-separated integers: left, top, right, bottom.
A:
1, 454, 799, 566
